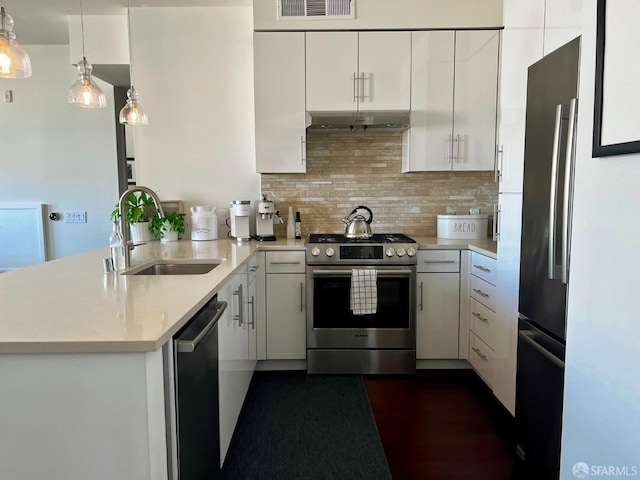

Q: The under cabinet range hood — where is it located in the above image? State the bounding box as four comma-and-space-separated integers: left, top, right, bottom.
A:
305, 111, 410, 130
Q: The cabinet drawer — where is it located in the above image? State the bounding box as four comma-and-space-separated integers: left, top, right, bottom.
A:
469, 298, 496, 350
470, 252, 496, 285
471, 275, 496, 311
417, 250, 460, 273
265, 251, 306, 274
469, 331, 495, 387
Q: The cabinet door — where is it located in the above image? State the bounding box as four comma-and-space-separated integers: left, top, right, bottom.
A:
543, 0, 583, 56
453, 30, 500, 171
358, 31, 411, 111
406, 31, 455, 172
217, 272, 250, 466
266, 273, 306, 360
306, 32, 358, 112
498, 0, 545, 192
254, 32, 307, 173
493, 192, 523, 415
416, 272, 460, 359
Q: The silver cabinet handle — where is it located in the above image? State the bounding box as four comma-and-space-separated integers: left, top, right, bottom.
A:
359, 72, 366, 101
548, 104, 564, 280
456, 133, 461, 162
300, 282, 304, 312
446, 134, 452, 163
300, 136, 306, 165
472, 346, 488, 361
423, 260, 456, 264
250, 265, 259, 272
353, 72, 357, 102
233, 284, 243, 326
472, 311, 489, 323
419, 281, 424, 312
247, 296, 255, 330
494, 144, 503, 182
473, 264, 491, 273
562, 98, 577, 285
492, 203, 501, 241
472, 288, 489, 298
270, 261, 302, 265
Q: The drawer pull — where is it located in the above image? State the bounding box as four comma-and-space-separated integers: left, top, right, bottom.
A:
250, 265, 259, 272
423, 260, 456, 264
472, 288, 490, 298
270, 261, 302, 265
473, 264, 491, 273
472, 312, 489, 323
472, 347, 488, 361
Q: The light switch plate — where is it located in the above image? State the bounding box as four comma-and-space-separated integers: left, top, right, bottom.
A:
64, 211, 87, 223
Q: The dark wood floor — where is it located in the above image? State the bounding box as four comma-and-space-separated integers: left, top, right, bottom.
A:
364, 369, 518, 480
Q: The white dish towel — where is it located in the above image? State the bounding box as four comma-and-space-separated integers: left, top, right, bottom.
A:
350, 268, 378, 315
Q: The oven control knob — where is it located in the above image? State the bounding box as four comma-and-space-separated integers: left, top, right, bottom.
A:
325, 247, 335, 257
407, 247, 416, 257
386, 248, 396, 257
396, 247, 406, 257
311, 247, 321, 257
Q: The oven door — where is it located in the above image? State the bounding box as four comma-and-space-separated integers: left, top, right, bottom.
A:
307, 265, 416, 349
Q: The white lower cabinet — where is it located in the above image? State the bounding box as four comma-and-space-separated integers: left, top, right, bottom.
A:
416, 250, 461, 359
265, 251, 306, 360
217, 266, 253, 467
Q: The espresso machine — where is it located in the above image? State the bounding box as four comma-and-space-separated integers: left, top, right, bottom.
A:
254, 193, 277, 241
229, 200, 251, 241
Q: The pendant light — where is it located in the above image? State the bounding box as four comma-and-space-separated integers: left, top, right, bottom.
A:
68, 0, 106, 108
119, 0, 148, 125
0, 2, 32, 79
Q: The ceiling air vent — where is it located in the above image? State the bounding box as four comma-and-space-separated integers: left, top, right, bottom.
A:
278, 0, 355, 20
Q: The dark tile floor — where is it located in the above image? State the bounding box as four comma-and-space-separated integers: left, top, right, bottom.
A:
364, 369, 520, 480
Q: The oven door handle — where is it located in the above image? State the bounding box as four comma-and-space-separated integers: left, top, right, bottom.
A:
311, 269, 413, 276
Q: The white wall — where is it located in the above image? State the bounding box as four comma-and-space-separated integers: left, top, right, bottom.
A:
130, 6, 259, 234
561, 0, 640, 475
254, 0, 503, 30
0, 45, 119, 260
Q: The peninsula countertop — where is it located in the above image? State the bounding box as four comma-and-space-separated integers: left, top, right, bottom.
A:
0, 238, 305, 355
0, 236, 495, 355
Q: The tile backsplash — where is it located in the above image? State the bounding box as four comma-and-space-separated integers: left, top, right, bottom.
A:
261, 130, 498, 238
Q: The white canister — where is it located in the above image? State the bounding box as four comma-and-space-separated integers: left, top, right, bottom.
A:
190, 206, 218, 241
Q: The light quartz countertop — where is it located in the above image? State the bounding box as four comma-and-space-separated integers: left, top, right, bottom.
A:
0, 236, 495, 355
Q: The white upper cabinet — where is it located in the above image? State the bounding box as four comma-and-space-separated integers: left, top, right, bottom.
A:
306, 31, 411, 113
405, 30, 500, 172
543, 0, 583, 56
406, 31, 455, 171
453, 30, 501, 171
254, 32, 307, 173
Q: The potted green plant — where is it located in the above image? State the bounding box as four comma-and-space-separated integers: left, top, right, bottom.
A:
110, 192, 157, 242
150, 211, 186, 242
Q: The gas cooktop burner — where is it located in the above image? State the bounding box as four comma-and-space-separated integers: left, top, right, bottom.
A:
308, 233, 416, 244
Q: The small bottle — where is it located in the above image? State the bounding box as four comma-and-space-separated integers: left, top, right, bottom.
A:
109, 218, 125, 271
295, 212, 302, 239
287, 205, 295, 239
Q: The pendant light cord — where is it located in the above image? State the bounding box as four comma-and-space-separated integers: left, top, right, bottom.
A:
127, 0, 134, 87
80, 0, 85, 59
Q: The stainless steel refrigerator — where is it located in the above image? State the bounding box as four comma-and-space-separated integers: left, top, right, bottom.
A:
515, 36, 580, 479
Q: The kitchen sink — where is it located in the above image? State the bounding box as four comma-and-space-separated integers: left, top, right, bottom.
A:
124, 260, 222, 276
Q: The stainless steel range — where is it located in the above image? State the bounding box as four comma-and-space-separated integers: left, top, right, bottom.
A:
306, 233, 417, 375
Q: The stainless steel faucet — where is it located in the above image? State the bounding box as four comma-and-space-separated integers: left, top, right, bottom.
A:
118, 186, 165, 268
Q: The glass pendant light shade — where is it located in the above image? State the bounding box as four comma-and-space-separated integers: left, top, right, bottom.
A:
0, 7, 32, 79
68, 57, 106, 108
119, 86, 148, 125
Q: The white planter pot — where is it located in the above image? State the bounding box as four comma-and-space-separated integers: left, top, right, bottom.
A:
130, 222, 151, 243
161, 230, 179, 242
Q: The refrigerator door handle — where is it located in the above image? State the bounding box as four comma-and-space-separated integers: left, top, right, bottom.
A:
548, 104, 564, 280
562, 98, 578, 285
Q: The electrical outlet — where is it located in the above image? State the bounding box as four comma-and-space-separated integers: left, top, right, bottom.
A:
64, 211, 87, 223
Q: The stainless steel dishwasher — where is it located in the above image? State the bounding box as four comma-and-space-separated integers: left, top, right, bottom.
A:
167, 295, 227, 480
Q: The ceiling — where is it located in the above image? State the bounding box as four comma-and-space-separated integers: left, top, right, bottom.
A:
5, 0, 252, 45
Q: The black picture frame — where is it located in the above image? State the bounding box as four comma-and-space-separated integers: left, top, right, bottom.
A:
592, 0, 640, 157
